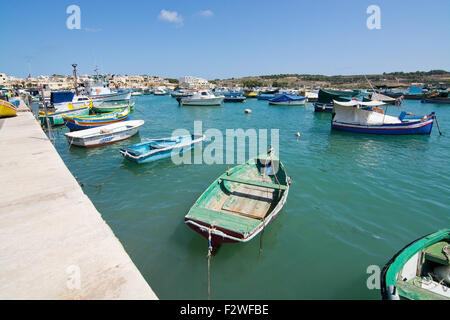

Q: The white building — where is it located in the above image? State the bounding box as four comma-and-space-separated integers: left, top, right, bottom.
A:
179, 76, 211, 88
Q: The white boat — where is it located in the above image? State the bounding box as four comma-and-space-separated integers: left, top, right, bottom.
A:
153, 86, 169, 95
85, 76, 131, 102
131, 91, 142, 96
53, 95, 100, 110
65, 120, 145, 147
181, 90, 224, 106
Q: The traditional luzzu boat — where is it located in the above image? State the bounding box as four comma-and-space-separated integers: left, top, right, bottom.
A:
0, 99, 18, 117
184, 150, 290, 248
65, 120, 145, 147
331, 100, 435, 135
181, 90, 224, 106
313, 89, 359, 112
119, 134, 205, 164
92, 100, 135, 113
269, 94, 306, 106
64, 107, 130, 131
381, 229, 450, 300
38, 101, 92, 126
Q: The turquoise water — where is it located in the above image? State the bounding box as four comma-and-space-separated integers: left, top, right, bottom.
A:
45, 96, 449, 299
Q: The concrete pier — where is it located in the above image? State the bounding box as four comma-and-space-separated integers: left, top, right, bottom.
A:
0, 99, 157, 299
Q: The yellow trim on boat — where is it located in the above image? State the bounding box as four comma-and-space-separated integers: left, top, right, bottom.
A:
38, 100, 92, 116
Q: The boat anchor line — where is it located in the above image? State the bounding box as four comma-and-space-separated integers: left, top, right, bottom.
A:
77, 158, 125, 189
207, 228, 213, 300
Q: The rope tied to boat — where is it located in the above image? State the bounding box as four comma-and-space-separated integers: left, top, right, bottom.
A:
207, 227, 213, 300
83, 158, 125, 189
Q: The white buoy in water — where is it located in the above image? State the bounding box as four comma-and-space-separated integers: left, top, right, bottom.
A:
245, 109, 252, 114
296, 132, 301, 137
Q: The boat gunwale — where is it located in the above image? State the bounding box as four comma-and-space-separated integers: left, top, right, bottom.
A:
380, 229, 450, 300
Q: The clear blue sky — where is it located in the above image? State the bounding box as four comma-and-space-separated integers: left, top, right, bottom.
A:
1, 0, 449, 79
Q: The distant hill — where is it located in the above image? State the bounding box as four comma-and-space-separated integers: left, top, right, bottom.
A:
213, 70, 450, 89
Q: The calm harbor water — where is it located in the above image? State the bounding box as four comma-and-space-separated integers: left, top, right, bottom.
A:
44, 96, 449, 299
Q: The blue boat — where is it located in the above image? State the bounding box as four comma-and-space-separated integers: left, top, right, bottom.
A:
224, 91, 246, 103
257, 94, 277, 100
331, 100, 435, 135
119, 134, 206, 164
269, 94, 306, 106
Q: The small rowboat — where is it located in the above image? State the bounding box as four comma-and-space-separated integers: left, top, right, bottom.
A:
185, 151, 290, 248
65, 120, 145, 147
381, 229, 450, 300
65, 108, 130, 131
119, 134, 205, 164
0, 100, 18, 117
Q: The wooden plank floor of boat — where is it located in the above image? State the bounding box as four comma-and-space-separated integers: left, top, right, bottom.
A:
221, 171, 275, 220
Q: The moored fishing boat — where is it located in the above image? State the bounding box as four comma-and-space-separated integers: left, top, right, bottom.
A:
85, 75, 131, 102
184, 151, 290, 248
119, 134, 205, 163
65, 107, 130, 131
181, 90, 224, 106
313, 89, 359, 112
92, 100, 135, 113
38, 101, 92, 126
224, 91, 246, 103
421, 90, 450, 104
0, 99, 18, 117
65, 120, 145, 147
381, 229, 450, 300
269, 94, 306, 106
331, 100, 435, 135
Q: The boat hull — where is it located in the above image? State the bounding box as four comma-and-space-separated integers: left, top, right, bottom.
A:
0, 101, 18, 117
331, 118, 434, 135
181, 97, 224, 106
89, 91, 131, 102
314, 102, 334, 112
65, 120, 144, 147
421, 98, 450, 104
269, 100, 306, 106
92, 102, 135, 113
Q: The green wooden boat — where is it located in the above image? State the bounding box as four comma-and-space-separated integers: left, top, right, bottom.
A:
92, 101, 135, 113
185, 151, 290, 248
381, 229, 450, 300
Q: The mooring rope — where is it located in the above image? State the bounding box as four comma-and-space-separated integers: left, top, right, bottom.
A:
82, 158, 125, 189
207, 228, 213, 300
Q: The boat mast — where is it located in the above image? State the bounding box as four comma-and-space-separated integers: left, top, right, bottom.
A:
72, 64, 78, 95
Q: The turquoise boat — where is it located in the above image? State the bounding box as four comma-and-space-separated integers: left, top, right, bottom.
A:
184, 151, 290, 248
119, 134, 205, 164
381, 229, 450, 300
